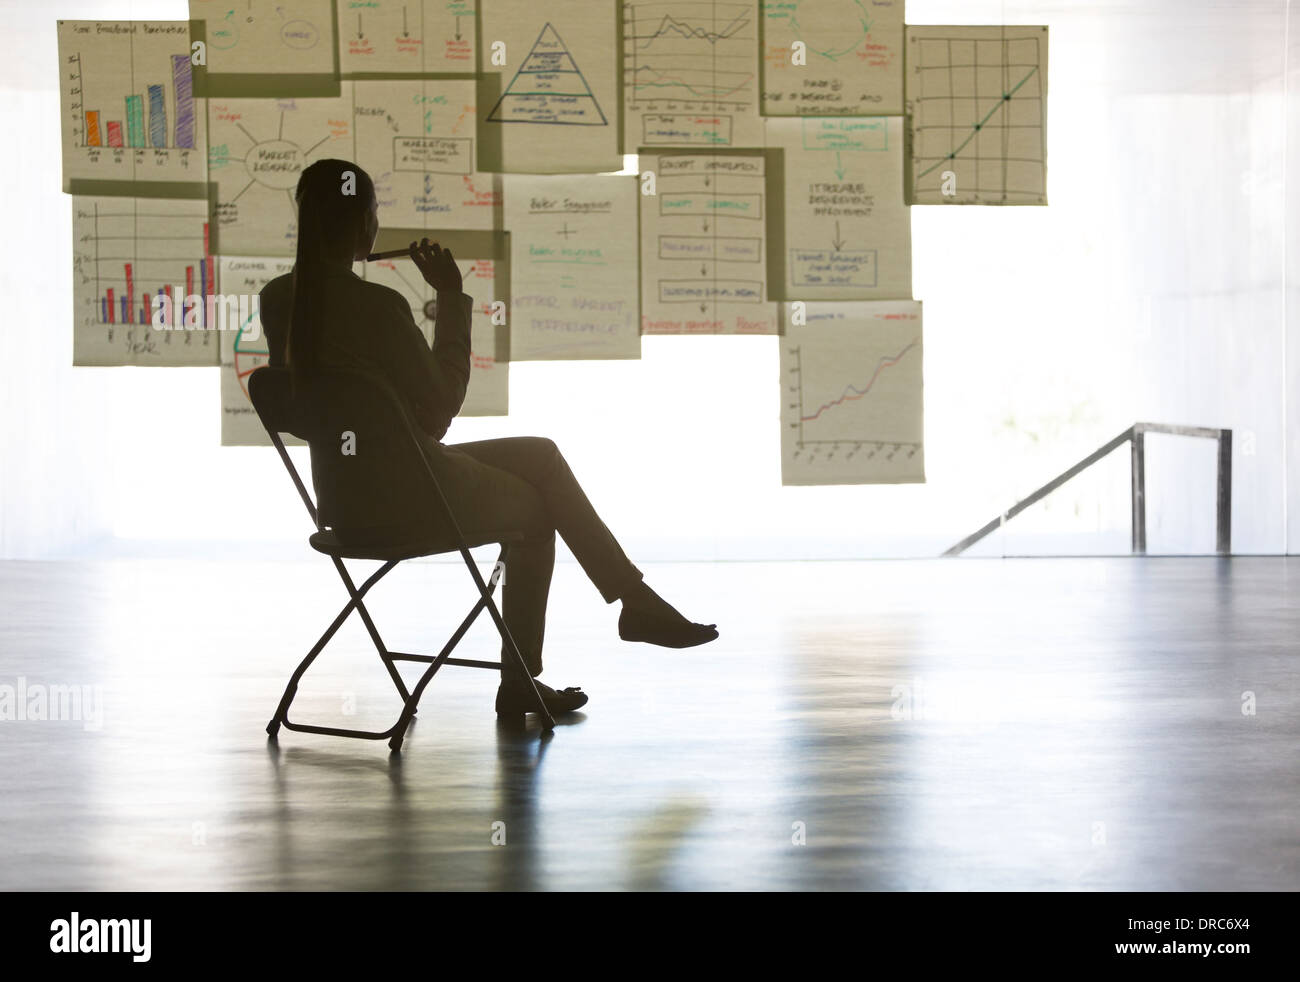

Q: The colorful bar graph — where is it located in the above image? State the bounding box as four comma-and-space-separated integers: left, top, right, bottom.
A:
85, 111, 101, 147
90, 206, 212, 328
106, 121, 123, 147
147, 84, 166, 148
172, 55, 194, 150
125, 94, 144, 148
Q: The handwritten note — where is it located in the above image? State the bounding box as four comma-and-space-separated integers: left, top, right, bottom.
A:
350, 79, 498, 231
505, 175, 640, 360
766, 117, 911, 301
338, 0, 477, 76
761, 0, 903, 116
190, 0, 338, 94
218, 256, 295, 446
479, 0, 621, 173
639, 153, 777, 334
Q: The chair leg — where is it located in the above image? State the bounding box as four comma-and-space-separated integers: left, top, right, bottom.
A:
387, 607, 491, 751
463, 544, 555, 730
266, 560, 399, 736
333, 558, 411, 703
269, 545, 556, 749
387, 545, 528, 748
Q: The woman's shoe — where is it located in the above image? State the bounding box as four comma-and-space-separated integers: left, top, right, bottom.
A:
495, 678, 589, 718
618, 605, 718, 648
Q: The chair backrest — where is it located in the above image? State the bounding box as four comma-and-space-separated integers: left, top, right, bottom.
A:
248, 365, 457, 545
246, 365, 302, 438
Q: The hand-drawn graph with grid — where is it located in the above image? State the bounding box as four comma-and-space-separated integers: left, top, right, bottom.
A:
905, 26, 1048, 205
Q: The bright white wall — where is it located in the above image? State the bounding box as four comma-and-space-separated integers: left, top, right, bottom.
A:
2, 0, 1298, 560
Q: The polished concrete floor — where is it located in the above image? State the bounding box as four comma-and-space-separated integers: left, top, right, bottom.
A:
0, 554, 1296, 891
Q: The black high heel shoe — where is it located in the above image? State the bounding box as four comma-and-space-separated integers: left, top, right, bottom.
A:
496, 679, 589, 718
618, 605, 719, 648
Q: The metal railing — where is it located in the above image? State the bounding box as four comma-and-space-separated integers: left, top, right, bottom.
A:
943, 423, 1232, 557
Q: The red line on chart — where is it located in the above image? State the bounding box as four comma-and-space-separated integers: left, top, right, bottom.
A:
801, 339, 919, 422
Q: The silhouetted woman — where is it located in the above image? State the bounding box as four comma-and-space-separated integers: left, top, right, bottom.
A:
259, 159, 717, 718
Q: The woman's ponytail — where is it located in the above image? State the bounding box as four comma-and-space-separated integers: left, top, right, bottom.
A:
285, 159, 375, 391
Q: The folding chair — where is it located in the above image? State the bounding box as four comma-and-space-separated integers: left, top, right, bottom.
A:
249, 364, 554, 752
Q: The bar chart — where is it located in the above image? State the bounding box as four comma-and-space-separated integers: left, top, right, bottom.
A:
58, 21, 206, 189
92, 214, 212, 329
77, 54, 195, 151
72, 196, 220, 366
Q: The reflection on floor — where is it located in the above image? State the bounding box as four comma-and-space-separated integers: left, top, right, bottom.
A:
0, 555, 1296, 890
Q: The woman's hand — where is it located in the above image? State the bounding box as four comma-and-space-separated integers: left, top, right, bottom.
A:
408, 237, 463, 294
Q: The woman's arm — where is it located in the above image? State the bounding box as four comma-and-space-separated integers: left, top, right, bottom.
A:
402, 239, 472, 440
432, 290, 474, 420
387, 288, 472, 440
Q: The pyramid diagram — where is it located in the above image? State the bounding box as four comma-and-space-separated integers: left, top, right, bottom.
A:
487, 23, 608, 126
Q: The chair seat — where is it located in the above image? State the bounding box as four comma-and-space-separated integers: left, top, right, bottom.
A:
309, 528, 524, 561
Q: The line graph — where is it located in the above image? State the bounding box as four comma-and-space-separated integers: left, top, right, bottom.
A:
623, 1, 761, 148
915, 67, 1038, 180
799, 339, 920, 422
780, 301, 924, 485
630, 10, 751, 48
905, 25, 1048, 205
628, 64, 753, 100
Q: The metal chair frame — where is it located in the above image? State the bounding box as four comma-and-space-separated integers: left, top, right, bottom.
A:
249, 366, 554, 752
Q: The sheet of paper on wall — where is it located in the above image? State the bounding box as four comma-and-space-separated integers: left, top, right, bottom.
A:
504, 175, 640, 360
338, 0, 476, 76
760, 0, 903, 116
766, 117, 911, 301
363, 258, 509, 417
189, 0, 339, 95
72, 196, 220, 366
478, 0, 620, 173
779, 300, 923, 485
57, 21, 207, 194
218, 257, 297, 446
622, 1, 764, 152
351, 80, 499, 231
639, 153, 778, 335
904, 25, 1048, 205
208, 94, 353, 255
